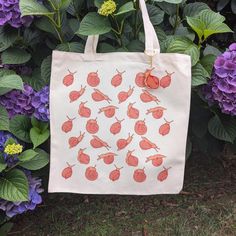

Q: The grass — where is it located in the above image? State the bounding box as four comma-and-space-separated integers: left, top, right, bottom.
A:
10, 153, 236, 236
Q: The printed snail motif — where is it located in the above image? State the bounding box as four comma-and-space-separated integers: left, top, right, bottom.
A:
59, 67, 177, 188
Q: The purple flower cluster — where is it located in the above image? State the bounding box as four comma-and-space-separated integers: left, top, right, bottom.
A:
203, 43, 236, 116
32, 86, 50, 122
0, 84, 35, 118
0, 0, 33, 28
0, 173, 43, 218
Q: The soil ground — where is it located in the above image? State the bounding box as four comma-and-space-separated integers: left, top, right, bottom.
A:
9, 153, 236, 236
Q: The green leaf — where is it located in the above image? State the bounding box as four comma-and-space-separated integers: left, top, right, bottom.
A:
217, 0, 230, 11
18, 149, 38, 162
41, 56, 52, 85
31, 117, 48, 131
200, 54, 216, 75
114, 2, 135, 16
153, 0, 183, 3
167, 37, 200, 66
208, 115, 236, 143
1, 48, 31, 65
0, 155, 7, 173
19, 0, 54, 17
56, 42, 84, 52
187, 9, 233, 42
191, 62, 209, 86
0, 27, 17, 52
78, 12, 112, 35
183, 2, 209, 17
0, 169, 28, 201
19, 148, 49, 170
0, 105, 9, 131
0, 223, 14, 236
203, 44, 222, 56
175, 25, 195, 41
30, 127, 50, 149
146, 4, 164, 26
9, 115, 32, 143
4, 138, 17, 146
0, 74, 23, 92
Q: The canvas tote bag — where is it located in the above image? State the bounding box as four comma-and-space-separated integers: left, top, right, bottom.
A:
48, 0, 191, 195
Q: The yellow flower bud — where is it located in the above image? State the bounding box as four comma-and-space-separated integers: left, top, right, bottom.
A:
98, 0, 116, 16
4, 143, 23, 155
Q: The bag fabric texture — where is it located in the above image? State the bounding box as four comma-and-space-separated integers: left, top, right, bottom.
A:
48, 0, 191, 195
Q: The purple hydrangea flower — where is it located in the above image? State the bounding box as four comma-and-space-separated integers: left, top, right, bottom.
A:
0, 0, 33, 28
32, 86, 50, 122
0, 173, 43, 218
0, 84, 35, 118
203, 43, 236, 116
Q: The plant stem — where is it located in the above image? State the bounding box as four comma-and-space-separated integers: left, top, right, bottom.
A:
173, 4, 180, 34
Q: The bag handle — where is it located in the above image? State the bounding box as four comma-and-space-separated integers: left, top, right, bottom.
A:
84, 0, 160, 56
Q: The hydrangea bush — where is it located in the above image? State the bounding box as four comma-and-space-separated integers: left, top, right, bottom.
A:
0, 0, 235, 232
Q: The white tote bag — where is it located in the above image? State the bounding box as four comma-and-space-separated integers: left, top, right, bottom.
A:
48, 0, 191, 195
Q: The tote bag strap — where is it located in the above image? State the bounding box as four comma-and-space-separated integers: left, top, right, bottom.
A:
84, 0, 160, 56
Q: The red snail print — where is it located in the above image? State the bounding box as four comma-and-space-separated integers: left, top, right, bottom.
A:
139, 137, 159, 152
110, 117, 124, 135
85, 165, 98, 181
109, 165, 123, 181
140, 89, 160, 104
146, 154, 166, 167
78, 101, 91, 118
92, 89, 112, 103
97, 152, 117, 165
135, 72, 146, 87
160, 71, 174, 88
144, 68, 160, 89
69, 85, 86, 103
134, 119, 147, 135
87, 70, 100, 87
111, 69, 126, 87
61, 116, 75, 133
63, 70, 76, 87
90, 135, 111, 150
98, 105, 118, 118
118, 86, 134, 104
61, 162, 75, 179
157, 167, 171, 182
127, 102, 139, 119
159, 119, 173, 136
117, 133, 134, 151
146, 106, 167, 119
77, 148, 90, 164
133, 168, 146, 183
68, 131, 85, 148
86, 118, 99, 134
126, 150, 138, 167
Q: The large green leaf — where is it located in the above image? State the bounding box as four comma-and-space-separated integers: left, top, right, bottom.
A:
208, 115, 236, 143
153, 0, 183, 3
200, 54, 216, 75
0, 27, 17, 52
19, 148, 49, 170
0, 74, 23, 91
30, 127, 50, 149
18, 149, 38, 162
203, 44, 222, 56
19, 0, 54, 17
167, 37, 200, 66
41, 56, 52, 85
146, 4, 164, 26
77, 12, 112, 35
191, 62, 209, 86
0, 105, 9, 131
0, 155, 7, 173
1, 48, 31, 65
56, 42, 84, 52
183, 2, 209, 17
187, 9, 232, 41
114, 2, 135, 16
9, 115, 32, 143
0, 169, 28, 201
